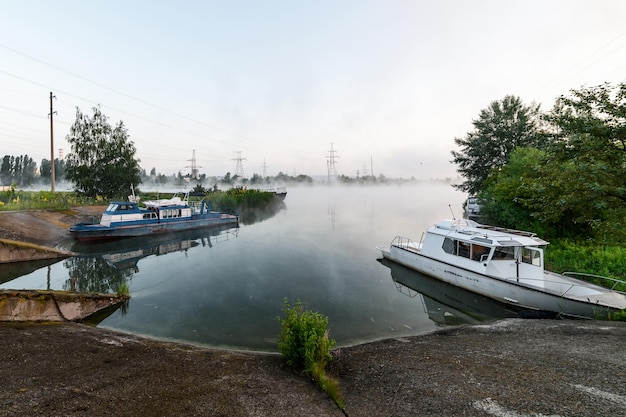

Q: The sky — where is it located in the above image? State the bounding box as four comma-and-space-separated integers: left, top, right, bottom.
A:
1, 1, 625, 180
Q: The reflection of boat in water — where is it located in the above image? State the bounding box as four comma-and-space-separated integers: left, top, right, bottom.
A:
378, 219, 626, 318
69, 192, 239, 241
379, 258, 529, 326
72, 225, 238, 271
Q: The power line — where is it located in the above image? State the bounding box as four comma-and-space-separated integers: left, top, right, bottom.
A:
534, 32, 626, 98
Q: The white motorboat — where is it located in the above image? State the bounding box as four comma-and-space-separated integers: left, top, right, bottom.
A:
377, 219, 626, 318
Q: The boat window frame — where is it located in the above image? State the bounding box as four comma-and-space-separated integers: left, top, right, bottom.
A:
522, 247, 542, 267
442, 237, 493, 262
493, 246, 516, 260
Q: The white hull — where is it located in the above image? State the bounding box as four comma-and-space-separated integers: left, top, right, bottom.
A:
380, 245, 626, 318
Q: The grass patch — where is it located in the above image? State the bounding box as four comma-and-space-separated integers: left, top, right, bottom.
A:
546, 239, 626, 321
545, 239, 626, 290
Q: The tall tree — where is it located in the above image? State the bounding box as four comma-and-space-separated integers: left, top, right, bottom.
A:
65, 106, 141, 198
1, 155, 13, 186
40, 158, 66, 184
539, 82, 626, 241
479, 82, 626, 242
451, 95, 544, 195
0, 154, 37, 186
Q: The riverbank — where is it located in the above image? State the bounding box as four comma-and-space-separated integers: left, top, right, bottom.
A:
1, 209, 626, 416
2, 319, 625, 417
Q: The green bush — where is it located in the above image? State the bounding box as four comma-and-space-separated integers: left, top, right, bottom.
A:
277, 299, 334, 368
277, 299, 343, 408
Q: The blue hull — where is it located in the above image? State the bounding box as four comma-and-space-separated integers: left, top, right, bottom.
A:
70, 214, 239, 242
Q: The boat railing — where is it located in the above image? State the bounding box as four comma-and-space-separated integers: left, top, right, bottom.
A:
562, 272, 626, 293
390, 236, 420, 252
503, 274, 624, 297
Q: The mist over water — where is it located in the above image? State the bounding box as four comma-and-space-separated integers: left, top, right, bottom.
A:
2, 182, 514, 351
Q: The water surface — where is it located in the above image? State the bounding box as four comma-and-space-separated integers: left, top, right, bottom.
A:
2, 182, 518, 351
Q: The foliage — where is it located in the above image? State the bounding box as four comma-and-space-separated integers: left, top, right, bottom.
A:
65, 106, 142, 199
544, 239, 626, 288
472, 82, 626, 243
1, 154, 38, 187
116, 282, 130, 297
451, 95, 545, 195
545, 238, 626, 321
206, 188, 276, 213
479, 147, 548, 235
539, 82, 626, 242
0, 190, 96, 211
277, 299, 342, 408
39, 158, 66, 184
272, 171, 314, 184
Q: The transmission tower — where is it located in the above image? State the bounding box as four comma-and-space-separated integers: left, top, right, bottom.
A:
326, 143, 338, 183
261, 158, 269, 177
233, 151, 246, 177
186, 150, 202, 179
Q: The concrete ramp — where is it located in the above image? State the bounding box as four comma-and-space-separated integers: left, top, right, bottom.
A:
0, 238, 75, 263
0, 290, 129, 322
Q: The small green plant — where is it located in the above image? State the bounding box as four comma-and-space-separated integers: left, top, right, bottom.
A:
116, 282, 130, 297
277, 299, 343, 408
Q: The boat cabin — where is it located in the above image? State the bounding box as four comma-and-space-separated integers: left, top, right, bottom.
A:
99, 198, 193, 227
420, 219, 549, 283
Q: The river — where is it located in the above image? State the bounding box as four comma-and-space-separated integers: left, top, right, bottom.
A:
1, 182, 519, 351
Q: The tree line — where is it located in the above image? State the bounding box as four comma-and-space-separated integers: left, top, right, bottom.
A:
0, 155, 66, 188
452, 81, 626, 243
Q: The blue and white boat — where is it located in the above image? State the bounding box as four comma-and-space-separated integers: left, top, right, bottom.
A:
69, 193, 239, 241
378, 219, 626, 318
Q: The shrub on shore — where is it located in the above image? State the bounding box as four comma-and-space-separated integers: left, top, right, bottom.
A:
277, 299, 343, 409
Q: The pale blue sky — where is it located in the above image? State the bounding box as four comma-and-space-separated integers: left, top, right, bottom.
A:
1, 1, 625, 179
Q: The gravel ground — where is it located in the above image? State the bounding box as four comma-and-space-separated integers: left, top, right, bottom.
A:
1, 320, 625, 417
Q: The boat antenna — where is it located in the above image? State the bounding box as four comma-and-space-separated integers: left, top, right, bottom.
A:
448, 204, 456, 220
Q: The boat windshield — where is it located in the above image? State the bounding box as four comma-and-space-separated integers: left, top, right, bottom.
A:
106, 203, 118, 212
493, 246, 515, 260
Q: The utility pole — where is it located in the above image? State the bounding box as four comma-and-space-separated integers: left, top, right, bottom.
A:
48, 92, 57, 192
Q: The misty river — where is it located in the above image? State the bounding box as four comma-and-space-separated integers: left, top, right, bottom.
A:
1, 182, 521, 351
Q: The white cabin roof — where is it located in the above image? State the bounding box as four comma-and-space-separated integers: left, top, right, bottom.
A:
430, 219, 549, 247
143, 196, 185, 208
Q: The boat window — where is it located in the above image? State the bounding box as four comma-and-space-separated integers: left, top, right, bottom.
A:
522, 247, 541, 266
442, 238, 491, 262
493, 246, 515, 260
471, 244, 490, 261
442, 237, 456, 254
457, 241, 471, 259
106, 204, 117, 212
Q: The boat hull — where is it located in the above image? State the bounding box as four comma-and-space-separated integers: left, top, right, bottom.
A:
70, 214, 239, 242
380, 246, 624, 318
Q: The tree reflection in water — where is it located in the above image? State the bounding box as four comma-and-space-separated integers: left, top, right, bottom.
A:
63, 256, 133, 294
